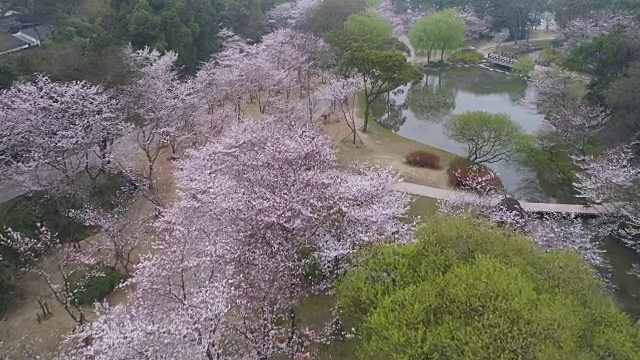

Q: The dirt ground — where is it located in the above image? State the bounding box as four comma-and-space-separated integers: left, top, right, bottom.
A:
0, 147, 177, 359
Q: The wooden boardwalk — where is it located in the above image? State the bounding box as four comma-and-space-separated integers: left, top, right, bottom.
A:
391, 182, 615, 216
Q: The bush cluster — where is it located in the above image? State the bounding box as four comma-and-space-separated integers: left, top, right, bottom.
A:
512, 56, 536, 76
337, 216, 640, 360
540, 46, 561, 63
448, 50, 484, 64
447, 158, 502, 193
0, 171, 134, 314
68, 265, 125, 305
405, 150, 441, 169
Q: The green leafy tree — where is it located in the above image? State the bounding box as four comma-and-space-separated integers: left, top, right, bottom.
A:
221, 0, 265, 40
300, 0, 367, 35
406, 74, 455, 118
605, 61, 640, 134
342, 45, 421, 132
408, 9, 465, 63
551, 0, 609, 27
326, 11, 393, 57
444, 111, 524, 164
327, 11, 421, 132
0, 64, 18, 90
564, 28, 640, 102
512, 56, 535, 75
112, 0, 221, 72
338, 216, 640, 360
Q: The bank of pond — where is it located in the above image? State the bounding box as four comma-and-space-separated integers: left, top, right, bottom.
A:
371, 66, 640, 319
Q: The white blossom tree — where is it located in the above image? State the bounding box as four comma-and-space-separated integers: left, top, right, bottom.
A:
375, 0, 437, 37
456, 5, 493, 40
0, 75, 128, 195
0, 226, 98, 326
562, 10, 638, 47
437, 191, 608, 271
493, 29, 510, 52
321, 75, 363, 144
66, 109, 412, 359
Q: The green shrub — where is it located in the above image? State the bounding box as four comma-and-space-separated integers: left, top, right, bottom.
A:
337, 217, 640, 360
512, 56, 535, 76
549, 38, 565, 48
0, 199, 41, 236
540, 46, 560, 63
0, 194, 96, 243
68, 265, 124, 305
448, 50, 484, 64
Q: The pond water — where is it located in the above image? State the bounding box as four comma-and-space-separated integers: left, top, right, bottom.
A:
371, 66, 550, 201
372, 65, 640, 318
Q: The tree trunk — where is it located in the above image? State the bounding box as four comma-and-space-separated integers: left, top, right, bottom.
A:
363, 105, 370, 132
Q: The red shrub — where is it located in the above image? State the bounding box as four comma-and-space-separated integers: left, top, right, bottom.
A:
448, 158, 503, 194
405, 150, 441, 169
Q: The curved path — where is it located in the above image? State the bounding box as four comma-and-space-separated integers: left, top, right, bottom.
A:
392, 182, 616, 216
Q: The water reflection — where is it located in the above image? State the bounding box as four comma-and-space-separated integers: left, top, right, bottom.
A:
372, 66, 544, 200
372, 66, 640, 319
373, 89, 408, 132
406, 74, 455, 120
443, 67, 528, 103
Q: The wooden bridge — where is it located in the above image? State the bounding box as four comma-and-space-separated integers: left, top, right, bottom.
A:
486, 53, 517, 68
392, 182, 615, 217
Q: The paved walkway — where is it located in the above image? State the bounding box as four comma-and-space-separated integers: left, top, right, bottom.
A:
392, 182, 615, 216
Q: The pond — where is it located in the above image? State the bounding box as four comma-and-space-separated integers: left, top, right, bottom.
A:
372, 65, 640, 319
371, 66, 550, 201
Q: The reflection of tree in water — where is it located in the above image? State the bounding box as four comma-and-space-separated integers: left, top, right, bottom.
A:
372, 89, 408, 132
405, 74, 456, 121
444, 67, 528, 103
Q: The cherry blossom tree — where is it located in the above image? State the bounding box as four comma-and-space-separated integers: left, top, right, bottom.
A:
562, 10, 638, 48
541, 11, 554, 32
321, 75, 363, 144
456, 5, 493, 40
67, 110, 412, 358
0, 226, 97, 326
69, 204, 150, 277
570, 144, 640, 254
529, 69, 585, 116
118, 46, 202, 211
195, 29, 252, 116
493, 29, 510, 51
0, 75, 128, 195
125, 46, 202, 159
376, 0, 437, 37
542, 104, 610, 161
268, 0, 322, 28
438, 191, 608, 271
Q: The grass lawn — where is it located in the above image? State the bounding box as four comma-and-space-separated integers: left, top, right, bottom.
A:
322, 97, 459, 189
0, 32, 16, 53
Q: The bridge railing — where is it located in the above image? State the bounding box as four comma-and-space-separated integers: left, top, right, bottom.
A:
486, 53, 516, 64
